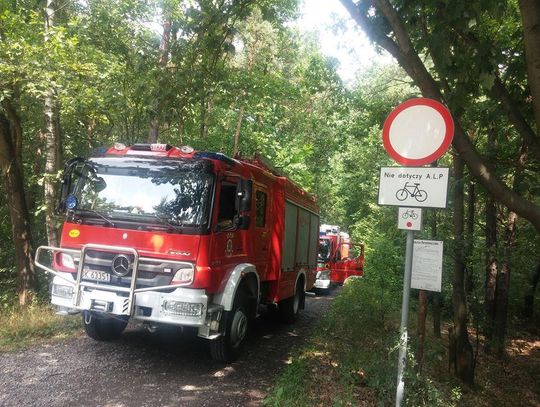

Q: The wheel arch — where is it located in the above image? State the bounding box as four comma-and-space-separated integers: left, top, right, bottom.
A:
213, 263, 260, 312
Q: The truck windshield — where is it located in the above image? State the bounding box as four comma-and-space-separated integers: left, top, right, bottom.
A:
318, 239, 331, 262
74, 157, 213, 227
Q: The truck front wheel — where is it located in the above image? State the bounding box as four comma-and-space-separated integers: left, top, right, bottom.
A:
82, 311, 128, 341
210, 289, 249, 363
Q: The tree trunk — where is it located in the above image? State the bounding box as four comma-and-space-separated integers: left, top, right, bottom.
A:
518, 0, 540, 134
484, 128, 498, 353
200, 95, 214, 139
484, 193, 498, 352
492, 145, 525, 356
451, 155, 475, 384
493, 211, 517, 357
148, 13, 172, 143
44, 0, 62, 247
523, 262, 540, 318
465, 180, 476, 297
0, 103, 37, 305
233, 105, 245, 156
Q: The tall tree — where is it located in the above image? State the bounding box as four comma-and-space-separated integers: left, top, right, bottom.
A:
0, 100, 37, 305
43, 0, 62, 247
148, 3, 172, 143
451, 155, 475, 383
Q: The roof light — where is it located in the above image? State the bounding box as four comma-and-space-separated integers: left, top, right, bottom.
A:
180, 145, 194, 154
114, 143, 126, 150
150, 143, 171, 152
131, 143, 173, 152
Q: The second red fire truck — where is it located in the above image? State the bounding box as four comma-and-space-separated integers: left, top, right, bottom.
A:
35, 143, 319, 362
314, 224, 365, 293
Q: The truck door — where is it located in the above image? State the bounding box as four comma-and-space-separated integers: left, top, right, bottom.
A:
253, 185, 270, 279
211, 176, 252, 286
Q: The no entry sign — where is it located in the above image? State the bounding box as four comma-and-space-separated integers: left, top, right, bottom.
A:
383, 98, 454, 166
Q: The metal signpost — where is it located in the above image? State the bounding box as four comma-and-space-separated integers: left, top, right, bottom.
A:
378, 98, 454, 407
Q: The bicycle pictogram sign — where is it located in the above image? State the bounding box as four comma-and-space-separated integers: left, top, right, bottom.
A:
378, 167, 450, 209
395, 182, 428, 202
401, 208, 418, 219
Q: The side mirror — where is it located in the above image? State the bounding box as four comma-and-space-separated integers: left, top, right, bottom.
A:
237, 179, 252, 212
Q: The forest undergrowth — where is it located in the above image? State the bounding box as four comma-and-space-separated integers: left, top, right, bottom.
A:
264, 278, 540, 406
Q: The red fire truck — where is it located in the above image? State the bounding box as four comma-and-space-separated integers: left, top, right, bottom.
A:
35, 143, 319, 362
314, 224, 364, 293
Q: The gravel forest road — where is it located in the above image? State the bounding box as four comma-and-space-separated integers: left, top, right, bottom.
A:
0, 290, 339, 407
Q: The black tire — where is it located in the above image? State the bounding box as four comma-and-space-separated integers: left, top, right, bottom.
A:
210, 289, 249, 363
82, 311, 128, 341
278, 280, 304, 323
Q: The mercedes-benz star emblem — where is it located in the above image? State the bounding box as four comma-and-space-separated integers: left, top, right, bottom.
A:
111, 254, 131, 277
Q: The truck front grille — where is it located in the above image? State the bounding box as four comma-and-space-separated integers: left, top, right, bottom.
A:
72, 250, 192, 289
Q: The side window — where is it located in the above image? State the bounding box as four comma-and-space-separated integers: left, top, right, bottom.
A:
217, 181, 238, 228
255, 190, 267, 228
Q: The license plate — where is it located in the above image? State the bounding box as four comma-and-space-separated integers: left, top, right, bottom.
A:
82, 268, 111, 282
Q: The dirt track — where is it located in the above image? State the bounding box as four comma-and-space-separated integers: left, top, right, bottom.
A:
0, 290, 338, 407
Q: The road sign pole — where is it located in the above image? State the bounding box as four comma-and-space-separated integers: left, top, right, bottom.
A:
395, 229, 414, 406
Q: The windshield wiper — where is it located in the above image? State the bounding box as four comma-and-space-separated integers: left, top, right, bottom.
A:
75, 209, 116, 227
150, 214, 183, 233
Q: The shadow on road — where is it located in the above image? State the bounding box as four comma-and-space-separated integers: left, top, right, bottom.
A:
0, 290, 340, 407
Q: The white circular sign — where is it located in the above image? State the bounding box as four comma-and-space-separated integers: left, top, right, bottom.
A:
383, 98, 454, 166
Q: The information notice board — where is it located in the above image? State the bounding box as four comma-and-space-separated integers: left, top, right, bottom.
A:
411, 239, 443, 292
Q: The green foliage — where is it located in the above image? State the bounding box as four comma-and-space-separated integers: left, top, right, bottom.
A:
0, 300, 81, 350
264, 355, 310, 407
266, 279, 465, 406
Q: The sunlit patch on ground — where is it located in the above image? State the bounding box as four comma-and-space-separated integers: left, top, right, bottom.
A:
212, 366, 235, 377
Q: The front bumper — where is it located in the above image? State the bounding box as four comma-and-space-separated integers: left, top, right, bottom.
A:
51, 273, 209, 327
37, 244, 223, 338
314, 278, 331, 289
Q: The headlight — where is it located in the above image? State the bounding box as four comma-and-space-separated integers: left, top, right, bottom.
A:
52, 284, 74, 299
318, 270, 330, 280
59, 253, 76, 271
171, 267, 194, 285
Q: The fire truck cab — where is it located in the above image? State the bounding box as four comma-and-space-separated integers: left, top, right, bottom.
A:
35, 144, 319, 362
314, 224, 364, 293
